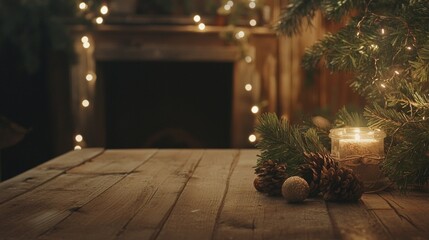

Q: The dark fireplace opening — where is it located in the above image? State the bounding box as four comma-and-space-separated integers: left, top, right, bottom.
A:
98, 61, 234, 148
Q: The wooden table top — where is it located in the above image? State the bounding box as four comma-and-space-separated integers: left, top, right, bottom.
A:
0, 149, 428, 240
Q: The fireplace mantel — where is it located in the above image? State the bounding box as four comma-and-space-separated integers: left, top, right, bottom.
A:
69, 24, 279, 148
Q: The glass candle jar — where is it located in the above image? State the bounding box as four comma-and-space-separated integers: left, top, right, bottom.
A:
330, 127, 385, 158
329, 127, 390, 192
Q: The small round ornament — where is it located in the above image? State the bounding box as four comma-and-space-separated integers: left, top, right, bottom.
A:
281, 176, 310, 203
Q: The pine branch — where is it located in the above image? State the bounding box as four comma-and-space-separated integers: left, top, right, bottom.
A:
383, 140, 429, 190
301, 116, 332, 150
276, 0, 364, 36
365, 103, 429, 189
277, 0, 429, 191
334, 107, 367, 128
276, 0, 321, 36
364, 104, 407, 135
410, 41, 429, 82
255, 113, 327, 175
320, 0, 363, 21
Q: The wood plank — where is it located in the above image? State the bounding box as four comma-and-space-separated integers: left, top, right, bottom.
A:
361, 193, 392, 210
155, 149, 239, 240
213, 150, 336, 240
0, 148, 104, 204
326, 201, 390, 240
0, 149, 156, 240
68, 149, 157, 174
0, 173, 123, 240
372, 210, 428, 240
39, 149, 203, 240
371, 191, 429, 239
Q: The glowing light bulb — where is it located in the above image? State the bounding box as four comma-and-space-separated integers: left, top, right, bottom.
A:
249, 2, 256, 9
81, 36, 89, 43
74, 145, 82, 150
86, 73, 95, 81
244, 56, 252, 63
370, 44, 378, 50
100, 5, 109, 15
82, 99, 90, 107
198, 23, 205, 30
79, 2, 88, 10
406, 46, 412, 50
251, 106, 259, 114
248, 134, 257, 143
193, 15, 201, 23
235, 31, 245, 39
224, 5, 231, 11
75, 134, 83, 142
245, 84, 252, 91
380, 83, 386, 88
381, 28, 385, 35
394, 70, 400, 75
249, 19, 257, 26
227, 0, 234, 7
96, 17, 104, 24
83, 42, 90, 49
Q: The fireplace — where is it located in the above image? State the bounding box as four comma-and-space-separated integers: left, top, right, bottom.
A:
69, 24, 279, 149
99, 60, 233, 148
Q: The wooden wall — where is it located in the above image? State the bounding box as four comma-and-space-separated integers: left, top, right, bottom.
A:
277, 4, 365, 122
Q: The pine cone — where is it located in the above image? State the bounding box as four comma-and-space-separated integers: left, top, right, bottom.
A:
254, 160, 288, 196
299, 152, 338, 197
320, 166, 363, 201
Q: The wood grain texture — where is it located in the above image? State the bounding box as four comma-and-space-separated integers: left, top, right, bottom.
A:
68, 149, 157, 174
40, 149, 203, 240
370, 191, 429, 239
213, 149, 336, 240
0, 173, 122, 240
0, 149, 154, 240
326, 201, 390, 240
155, 149, 239, 240
1, 149, 429, 240
0, 148, 104, 204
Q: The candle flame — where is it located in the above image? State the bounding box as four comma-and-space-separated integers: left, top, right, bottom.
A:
354, 134, 361, 140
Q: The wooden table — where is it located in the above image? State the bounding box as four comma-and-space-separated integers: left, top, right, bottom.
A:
0, 149, 428, 240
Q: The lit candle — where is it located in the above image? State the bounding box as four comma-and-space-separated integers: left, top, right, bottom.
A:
330, 127, 385, 159
330, 127, 389, 192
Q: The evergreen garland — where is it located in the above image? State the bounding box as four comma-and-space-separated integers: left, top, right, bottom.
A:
258, 0, 429, 190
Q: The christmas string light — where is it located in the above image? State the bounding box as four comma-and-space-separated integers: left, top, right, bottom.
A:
75, 134, 83, 142
245, 84, 252, 91
248, 134, 257, 143
249, 2, 256, 9
82, 99, 90, 107
198, 23, 206, 31
100, 5, 109, 15
73, 0, 108, 150
251, 105, 259, 114
86, 72, 95, 81
79, 2, 88, 10
193, 15, 201, 23
235, 30, 245, 39
196, 2, 268, 144
95, 17, 104, 24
